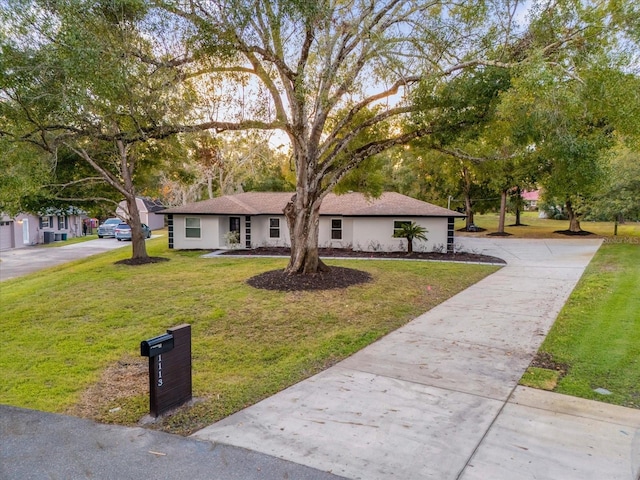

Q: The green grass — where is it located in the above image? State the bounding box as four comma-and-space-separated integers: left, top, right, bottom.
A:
0, 237, 498, 434
522, 243, 640, 407
455, 211, 640, 239
39, 234, 99, 247
520, 367, 561, 390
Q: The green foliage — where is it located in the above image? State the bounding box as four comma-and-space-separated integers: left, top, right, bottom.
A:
520, 367, 560, 391
412, 67, 512, 146
393, 221, 428, 253
1, 0, 197, 256
0, 139, 51, 215
586, 144, 640, 221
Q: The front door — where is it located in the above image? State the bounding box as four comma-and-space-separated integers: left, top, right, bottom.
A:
22, 218, 29, 245
229, 217, 241, 246
229, 217, 240, 234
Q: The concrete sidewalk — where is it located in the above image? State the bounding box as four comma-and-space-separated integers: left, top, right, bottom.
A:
2, 238, 639, 479
192, 238, 640, 480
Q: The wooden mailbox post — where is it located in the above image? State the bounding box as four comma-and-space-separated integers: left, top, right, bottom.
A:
140, 324, 192, 417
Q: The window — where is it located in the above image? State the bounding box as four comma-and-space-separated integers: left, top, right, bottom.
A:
331, 219, 342, 240
269, 218, 280, 238
393, 220, 411, 237
58, 216, 67, 230
40, 217, 50, 228
185, 217, 201, 238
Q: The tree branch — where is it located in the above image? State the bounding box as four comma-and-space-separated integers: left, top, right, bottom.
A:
320, 127, 434, 193
47, 177, 105, 188
434, 146, 520, 163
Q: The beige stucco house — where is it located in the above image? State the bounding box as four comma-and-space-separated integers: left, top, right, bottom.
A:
160, 192, 464, 253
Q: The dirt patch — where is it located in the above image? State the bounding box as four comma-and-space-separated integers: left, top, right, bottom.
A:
115, 256, 170, 266
529, 352, 570, 378
67, 355, 147, 419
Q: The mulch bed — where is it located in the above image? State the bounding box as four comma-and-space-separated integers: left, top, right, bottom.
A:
247, 266, 373, 291
223, 247, 505, 264
226, 247, 505, 292
115, 256, 170, 266
554, 230, 595, 236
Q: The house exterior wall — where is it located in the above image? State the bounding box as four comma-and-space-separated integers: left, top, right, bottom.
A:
318, 216, 354, 249
0, 214, 19, 250
1, 213, 85, 249
249, 216, 291, 248
170, 215, 220, 250
350, 217, 450, 252
168, 213, 452, 253
36, 213, 84, 243
144, 212, 166, 230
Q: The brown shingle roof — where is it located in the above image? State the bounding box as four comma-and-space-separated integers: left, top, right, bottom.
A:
160, 192, 463, 217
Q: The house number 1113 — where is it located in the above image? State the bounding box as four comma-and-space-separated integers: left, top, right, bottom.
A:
157, 354, 163, 387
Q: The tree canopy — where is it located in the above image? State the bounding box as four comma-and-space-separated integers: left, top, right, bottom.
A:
2, 0, 639, 267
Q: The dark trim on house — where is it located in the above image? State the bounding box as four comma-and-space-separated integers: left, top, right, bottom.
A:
447, 217, 455, 253
168, 214, 174, 249
245, 216, 251, 249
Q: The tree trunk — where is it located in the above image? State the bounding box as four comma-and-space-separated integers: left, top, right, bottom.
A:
117, 140, 149, 260
124, 194, 149, 260
207, 176, 214, 199
565, 199, 582, 233
497, 189, 507, 233
407, 237, 414, 254
462, 165, 474, 229
513, 186, 522, 226
283, 192, 329, 275
464, 193, 474, 229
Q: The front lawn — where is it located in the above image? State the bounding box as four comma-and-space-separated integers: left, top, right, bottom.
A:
521, 243, 640, 408
455, 212, 640, 238
0, 237, 499, 434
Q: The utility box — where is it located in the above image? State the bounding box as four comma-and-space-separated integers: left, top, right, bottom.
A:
140, 324, 192, 417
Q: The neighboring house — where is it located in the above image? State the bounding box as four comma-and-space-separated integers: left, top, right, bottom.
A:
160, 192, 465, 253
116, 197, 165, 230
521, 190, 540, 211
0, 208, 87, 250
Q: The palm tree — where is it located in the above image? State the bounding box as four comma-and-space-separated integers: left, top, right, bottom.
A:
393, 222, 428, 254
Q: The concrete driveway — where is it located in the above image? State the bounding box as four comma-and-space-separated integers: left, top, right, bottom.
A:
0, 238, 135, 281
193, 238, 640, 480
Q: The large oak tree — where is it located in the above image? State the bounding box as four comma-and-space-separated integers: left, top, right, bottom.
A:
155, 0, 635, 273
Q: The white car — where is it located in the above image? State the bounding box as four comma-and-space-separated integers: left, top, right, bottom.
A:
97, 218, 121, 238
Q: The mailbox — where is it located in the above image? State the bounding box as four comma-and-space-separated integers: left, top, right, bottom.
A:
140, 333, 174, 357
140, 324, 192, 417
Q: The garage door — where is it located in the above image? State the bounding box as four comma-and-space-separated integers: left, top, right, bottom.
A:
0, 221, 15, 250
